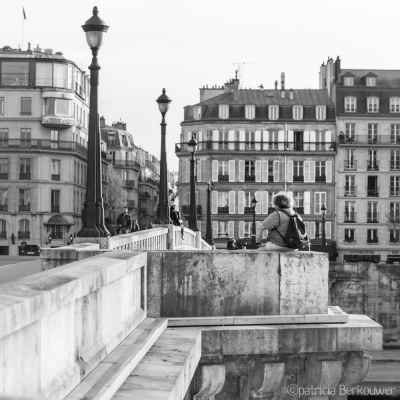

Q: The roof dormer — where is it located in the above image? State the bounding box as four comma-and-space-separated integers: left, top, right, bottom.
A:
342, 72, 355, 87
363, 72, 378, 87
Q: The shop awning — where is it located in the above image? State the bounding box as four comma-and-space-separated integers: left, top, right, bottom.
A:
44, 214, 75, 226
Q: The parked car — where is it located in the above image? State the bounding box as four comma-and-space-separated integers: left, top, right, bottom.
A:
23, 245, 41, 256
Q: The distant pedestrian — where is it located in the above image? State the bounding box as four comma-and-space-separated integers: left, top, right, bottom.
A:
146, 222, 154, 229
131, 219, 140, 232
169, 205, 181, 226
116, 206, 131, 234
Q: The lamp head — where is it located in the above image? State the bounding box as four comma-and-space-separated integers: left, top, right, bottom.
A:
321, 203, 327, 215
82, 6, 109, 49
187, 137, 198, 154
251, 196, 258, 207
156, 89, 172, 114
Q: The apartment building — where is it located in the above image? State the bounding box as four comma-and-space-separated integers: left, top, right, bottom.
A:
321, 57, 400, 263
0, 44, 91, 255
176, 76, 337, 256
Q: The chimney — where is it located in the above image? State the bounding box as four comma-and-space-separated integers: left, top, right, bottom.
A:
224, 77, 240, 102
100, 116, 106, 128
274, 80, 278, 90
281, 73, 285, 90
335, 56, 341, 82
28, 42, 31, 51
289, 89, 294, 100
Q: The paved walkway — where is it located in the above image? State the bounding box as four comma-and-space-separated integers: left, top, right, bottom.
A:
0, 257, 41, 285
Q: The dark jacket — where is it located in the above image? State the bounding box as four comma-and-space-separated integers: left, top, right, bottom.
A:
116, 212, 131, 228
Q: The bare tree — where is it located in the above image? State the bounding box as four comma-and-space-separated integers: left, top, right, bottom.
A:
105, 165, 128, 224
385, 206, 400, 242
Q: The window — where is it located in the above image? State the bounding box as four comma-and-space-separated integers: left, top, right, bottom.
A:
390, 229, 400, 243
315, 161, 326, 181
193, 106, 201, 120
367, 202, 378, 223
19, 189, 31, 211
20, 97, 32, 115
20, 128, 31, 148
121, 135, 128, 146
293, 192, 304, 212
19, 158, 31, 180
345, 201, 356, 222
268, 105, 279, 120
1, 62, 29, 86
367, 124, 378, 143
367, 150, 378, 171
219, 105, 229, 119
344, 229, 355, 242
316, 106, 326, 120
345, 123, 356, 142
0, 189, 8, 211
367, 176, 378, 196
345, 97, 356, 112
53, 63, 68, 88
108, 134, 116, 146
51, 190, 60, 213
345, 175, 356, 196
218, 221, 228, 236
246, 191, 256, 208
218, 161, 229, 178
0, 129, 8, 148
0, 219, 6, 237
52, 160, 60, 181
293, 161, 304, 181
390, 176, 400, 196
367, 229, 378, 243
0, 97, 3, 115
390, 97, 400, 113
218, 192, 229, 212
344, 149, 356, 170
245, 131, 255, 149
51, 130, 59, 149
219, 131, 229, 150
367, 97, 379, 113
391, 124, 400, 144
18, 219, 30, 238
390, 150, 400, 170
0, 159, 8, 180
44, 98, 71, 117
245, 161, 255, 180
344, 77, 354, 86
314, 192, 326, 214
35, 62, 53, 86
292, 106, 303, 120
366, 77, 376, 86
51, 225, 63, 239
245, 105, 255, 119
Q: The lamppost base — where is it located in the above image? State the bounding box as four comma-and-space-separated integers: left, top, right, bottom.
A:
77, 225, 101, 238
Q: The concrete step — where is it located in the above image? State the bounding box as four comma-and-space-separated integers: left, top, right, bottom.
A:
111, 328, 201, 400
65, 318, 168, 400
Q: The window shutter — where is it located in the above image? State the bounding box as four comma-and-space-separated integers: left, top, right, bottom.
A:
304, 221, 309, 237
310, 221, 315, 239
304, 191, 311, 214
255, 160, 261, 182
186, 160, 190, 182
262, 191, 268, 214
326, 221, 331, 239
287, 160, 293, 182
309, 130, 316, 151
212, 191, 218, 214
255, 130, 261, 150
325, 130, 331, 147
186, 132, 192, 142
263, 130, 269, 150
326, 161, 332, 183
273, 160, 280, 182
229, 160, 235, 182
229, 191, 235, 214
255, 191, 261, 214
238, 191, 244, 214
213, 129, 219, 150
238, 160, 245, 182
212, 160, 218, 182
239, 221, 244, 238
309, 161, 315, 183
228, 130, 235, 150
212, 221, 218, 236
304, 161, 310, 182
321, 192, 326, 208
315, 192, 320, 214
262, 161, 268, 182
278, 130, 284, 150
288, 130, 294, 143
228, 221, 234, 238
198, 131, 203, 150
303, 130, 310, 150
239, 130, 245, 150
197, 159, 201, 182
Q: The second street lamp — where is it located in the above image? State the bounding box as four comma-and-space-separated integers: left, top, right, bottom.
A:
321, 203, 327, 253
188, 137, 199, 231
251, 196, 258, 249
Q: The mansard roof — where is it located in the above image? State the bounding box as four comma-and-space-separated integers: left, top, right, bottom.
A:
341, 69, 400, 87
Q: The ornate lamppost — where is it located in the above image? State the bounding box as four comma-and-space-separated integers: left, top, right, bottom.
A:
78, 6, 109, 237
155, 89, 172, 224
205, 181, 214, 246
188, 137, 199, 231
251, 196, 258, 249
321, 203, 327, 253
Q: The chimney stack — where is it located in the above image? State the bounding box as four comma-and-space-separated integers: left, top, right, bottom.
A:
281, 73, 285, 90
274, 80, 278, 90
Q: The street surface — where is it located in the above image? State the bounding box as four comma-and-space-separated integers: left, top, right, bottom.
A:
0, 256, 41, 285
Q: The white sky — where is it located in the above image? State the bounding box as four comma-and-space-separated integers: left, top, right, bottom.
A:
1, 0, 399, 171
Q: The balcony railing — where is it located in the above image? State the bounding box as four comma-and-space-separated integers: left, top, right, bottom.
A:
218, 207, 229, 214
344, 186, 357, 197
390, 187, 400, 196
367, 213, 379, 223
0, 205, 7, 211
19, 204, 30, 211
339, 135, 398, 145
245, 175, 255, 182
19, 173, 31, 180
367, 188, 379, 197
0, 173, 8, 180
18, 231, 30, 238
244, 206, 255, 213
315, 175, 326, 182
390, 163, 400, 171
344, 212, 357, 222
344, 160, 357, 170
293, 175, 304, 182
51, 174, 60, 181
51, 205, 60, 213
344, 238, 355, 243
218, 174, 229, 181
367, 238, 379, 243
124, 180, 136, 188
0, 231, 6, 238
367, 161, 379, 171
113, 160, 141, 169
139, 191, 151, 198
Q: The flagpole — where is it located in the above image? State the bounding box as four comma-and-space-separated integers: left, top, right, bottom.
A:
22, 7, 24, 50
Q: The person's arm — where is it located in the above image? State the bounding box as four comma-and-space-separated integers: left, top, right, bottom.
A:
255, 212, 280, 243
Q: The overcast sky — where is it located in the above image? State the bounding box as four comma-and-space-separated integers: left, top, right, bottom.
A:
1, 0, 399, 171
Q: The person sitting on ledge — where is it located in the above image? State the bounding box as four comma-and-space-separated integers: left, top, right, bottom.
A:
255, 191, 302, 252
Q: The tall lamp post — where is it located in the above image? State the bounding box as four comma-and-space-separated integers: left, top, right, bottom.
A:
78, 7, 109, 238
155, 89, 172, 224
321, 203, 327, 253
205, 181, 214, 245
188, 137, 199, 231
251, 196, 258, 249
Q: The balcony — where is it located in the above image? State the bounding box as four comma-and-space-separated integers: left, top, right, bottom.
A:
338, 135, 399, 145
218, 207, 229, 214
51, 205, 60, 213
42, 116, 74, 129
51, 174, 60, 181
139, 191, 151, 199
0, 173, 8, 180
218, 174, 229, 181
367, 238, 379, 243
0, 205, 7, 211
344, 212, 356, 222
315, 175, 326, 182
390, 187, 400, 196
0, 231, 6, 238
127, 200, 136, 208
344, 160, 357, 171
293, 175, 304, 182
244, 175, 255, 182
367, 161, 379, 171
19, 173, 31, 180
124, 180, 136, 189
344, 186, 357, 197
18, 231, 30, 239
367, 213, 379, 223
367, 188, 379, 197
390, 163, 400, 171
19, 204, 30, 212
113, 160, 141, 169
344, 238, 355, 243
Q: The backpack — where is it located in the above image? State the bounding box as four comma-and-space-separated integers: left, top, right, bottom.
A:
273, 210, 309, 250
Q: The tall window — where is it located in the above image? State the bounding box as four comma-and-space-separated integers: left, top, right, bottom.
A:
368, 150, 378, 170
345, 201, 356, 222
315, 106, 326, 120
367, 202, 378, 223
390, 97, 400, 113
245, 161, 255, 178
245, 105, 255, 119
51, 225, 63, 239
390, 176, 400, 196
20, 97, 32, 115
391, 124, 400, 144
193, 106, 201, 120
344, 228, 355, 242
0, 159, 8, 180
51, 190, 60, 213
268, 105, 279, 120
219, 105, 229, 119
1, 62, 29, 86
345, 175, 356, 196
35, 62, 52, 86
344, 77, 354, 86
0, 97, 4, 115
293, 192, 304, 212
19, 189, 31, 211
51, 130, 59, 149
367, 229, 378, 243
0, 189, 8, 211
292, 106, 303, 120
315, 161, 326, 181
218, 161, 229, 178
19, 158, 31, 180
367, 97, 379, 113
20, 128, 31, 148
219, 131, 229, 150
344, 97, 356, 112
0, 219, 6, 237
314, 192, 326, 214
390, 150, 400, 170
345, 123, 356, 141
218, 221, 228, 236
368, 124, 378, 143
108, 134, 116, 146
345, 149, 356, 170
245, 131, 255, 150
218, 192, 229, 211
0, 129, 8, 148
52, 160, 60, 180
246, 191, 256, 207
18, 219, 30, 238
293, 161, 304, 181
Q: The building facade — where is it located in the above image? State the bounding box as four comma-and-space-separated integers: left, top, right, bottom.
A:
0, 44, 90, 255
177, 77, 337, 255
321, 57, 400, 264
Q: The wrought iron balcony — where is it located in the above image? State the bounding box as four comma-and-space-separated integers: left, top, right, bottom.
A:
367, 188, 379, 197
293, 175, 304, 182
0, 173, 8, 180
18, 231, 30, 239
218, 174, 229, 181
367, 213, 379, 223
344, 160, 357, 170
51, 205, 60, 213
367, 161, 379, 171
344, 212, 356, 222
218, 206, 229, 214
19, 204, 30, 212
244, 175, 255, 182
19, 173, 31, 180
344, 186, 357, 197
315, 175, 326, 182
51, 174, 60, 181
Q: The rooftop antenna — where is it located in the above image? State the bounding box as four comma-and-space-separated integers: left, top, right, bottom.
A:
233, 61, 254, 89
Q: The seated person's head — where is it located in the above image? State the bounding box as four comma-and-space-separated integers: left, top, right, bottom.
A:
227, 239, 237, 249
273, 191, 294, 209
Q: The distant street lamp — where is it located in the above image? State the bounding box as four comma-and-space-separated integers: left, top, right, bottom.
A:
251, 196, 258, 249
321, 203, 327, 253
205, 181, 214, 246
188, 137, 199, 231
78, 6, 109, 238
155, 89, 172, 224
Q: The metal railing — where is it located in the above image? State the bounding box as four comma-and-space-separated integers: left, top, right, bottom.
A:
19, 173, 31, 180
367, 161, 379, 171
51, 174, 60, 181
18, 231, 30, 238
344, 160, 357, 170
51, 205, 60, 213
0, 205, 7, 211
367, 188, 379, 197
113, 160, 141, 168
344, 186, 357, 197
19, 205, 30, 211
367, 213, 379, 223
339, 135, 400, 145
344, 212, 357, 222
0, 173, 8, 180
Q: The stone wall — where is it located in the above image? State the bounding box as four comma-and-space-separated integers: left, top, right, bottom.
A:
330, 262, 400, 348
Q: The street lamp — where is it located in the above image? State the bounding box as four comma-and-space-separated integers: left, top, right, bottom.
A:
155, 89, 172, 224
78, 6, 110, 238
251, 196, 258, 249
321, 203, 327, 253
205, 181, 214, 246
188, 137, 199, 231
